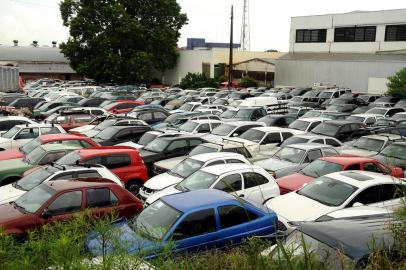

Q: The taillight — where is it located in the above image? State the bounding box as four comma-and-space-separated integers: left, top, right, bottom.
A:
276, 220, 287, 231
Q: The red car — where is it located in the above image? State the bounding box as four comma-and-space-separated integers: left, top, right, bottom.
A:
0, 179, 143, 235
57, 146, 148, 195
277, 155, 404, 194
0, 134, 100, 161
54, 113, 96, 131
103, 100, 144, 114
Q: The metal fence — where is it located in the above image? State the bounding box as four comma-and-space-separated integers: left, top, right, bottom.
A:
0, 66, 19, 92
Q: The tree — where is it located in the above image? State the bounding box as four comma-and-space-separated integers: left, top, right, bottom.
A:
59, 0, 187, 84
387, 68, 406, 97
179, 73, 218, 89
239, 76, 258, 88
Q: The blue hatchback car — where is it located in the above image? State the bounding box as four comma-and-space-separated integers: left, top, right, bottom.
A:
86, 189, 278, 259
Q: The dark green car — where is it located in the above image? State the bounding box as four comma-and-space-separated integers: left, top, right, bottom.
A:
0, 144, 82, 186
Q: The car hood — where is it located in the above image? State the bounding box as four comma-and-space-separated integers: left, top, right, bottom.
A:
0, 149, 24, 161
152, 123, 169, 129
0, 138, 13, 147
116, 141, 144, 149
86, 219, 159, 257
276, 173, 314, 192
146, 185, 180, 205
70, 125, 95, 133
154, 156, 186, 171
266, 192, 334, 222
254, 158, 295, 172
0, 159, 31, 174
337, 147, 377, 157
0, 203, 27, 226
144, 173, 183, 191
0, 184, 26, 204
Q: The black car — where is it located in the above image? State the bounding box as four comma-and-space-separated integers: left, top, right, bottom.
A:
92, 124, 151, 146
310, 120, 370, 142
9, 98, 45, 110
325, 104, 357, 113
276, 214, 396, 269
139, 134, 206, 174
258, 115, 296, 127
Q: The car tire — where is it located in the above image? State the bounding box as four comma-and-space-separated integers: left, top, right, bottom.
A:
126, 180, 143, 196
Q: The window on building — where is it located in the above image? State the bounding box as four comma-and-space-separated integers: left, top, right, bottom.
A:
334, 26, 376, 42
296, 29, 327, 43
385, 24, 406, 41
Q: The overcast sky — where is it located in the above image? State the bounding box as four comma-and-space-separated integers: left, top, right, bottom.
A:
0, 0, 405, 51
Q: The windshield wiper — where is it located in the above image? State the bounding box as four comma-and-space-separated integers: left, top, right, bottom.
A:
10, 201, 27, 213
12, 182, 25, 191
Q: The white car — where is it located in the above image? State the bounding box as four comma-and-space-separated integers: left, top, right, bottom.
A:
346, 113, 384, 126
287, 117, 330, 134
203, 121, 266, 144
140, 152, 251, 200
176, 119, 222, 135
266, 171, 406, 233
0, 164, 122, 204
0, 123, 66, 150
145, 163, 280, 205
0, 116, 37, 136
337, 134, 402, 157
170, 102, 202, 114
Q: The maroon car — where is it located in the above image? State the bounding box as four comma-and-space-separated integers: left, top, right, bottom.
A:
0, 179, 143, 235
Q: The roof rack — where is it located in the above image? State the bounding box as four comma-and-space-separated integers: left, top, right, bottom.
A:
74, 161, 104, 168
50, 162, 66, 171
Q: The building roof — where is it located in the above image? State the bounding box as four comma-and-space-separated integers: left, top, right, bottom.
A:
277, 52, 406, 63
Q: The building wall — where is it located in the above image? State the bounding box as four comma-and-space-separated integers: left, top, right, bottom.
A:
290, 9, 406, 53
20, 73, 82, 82
275, 59, 405, 93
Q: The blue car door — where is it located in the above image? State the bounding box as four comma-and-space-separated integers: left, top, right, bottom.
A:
168, 208, 219, 254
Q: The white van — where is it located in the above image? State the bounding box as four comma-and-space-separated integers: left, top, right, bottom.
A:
239, 97, 278, 107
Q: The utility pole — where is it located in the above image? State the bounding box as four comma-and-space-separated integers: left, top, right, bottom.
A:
228, 5, 234, 89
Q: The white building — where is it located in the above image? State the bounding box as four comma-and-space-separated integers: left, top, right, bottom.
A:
275, 9, 406, 93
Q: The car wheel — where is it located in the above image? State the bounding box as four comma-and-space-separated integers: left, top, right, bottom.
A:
126, 180, 143, 196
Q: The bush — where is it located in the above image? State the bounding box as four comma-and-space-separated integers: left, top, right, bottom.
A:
179, 73, 218, 89
387, 68, 406, 97
240, 76, 259, 88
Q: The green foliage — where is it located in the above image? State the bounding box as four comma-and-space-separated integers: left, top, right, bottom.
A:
59, 0, 188, 84
179, 73, 218, 89
387, 68, 406, 96
240, 76, 259, 88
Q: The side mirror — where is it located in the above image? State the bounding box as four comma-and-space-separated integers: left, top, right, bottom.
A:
42, 209, 52, 219
352, 202, 364, 207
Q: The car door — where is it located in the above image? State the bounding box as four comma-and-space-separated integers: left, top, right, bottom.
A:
169, 208, 218, 253
241, 171, 278, 202
165, 139, 189, 158
85, 187, 121, 218
212, 173, 243, 197
39, 190, 83, 225
13, 127, 39, 148
259, 132, 282, 152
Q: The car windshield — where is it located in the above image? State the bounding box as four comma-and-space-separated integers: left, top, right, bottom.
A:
318, 92, 333, 99
352, 137, 384, 151
144, 138, 170, 153
56, 152, 81, 165
239, 129, 265, 143
170, 158, 204, 178
280, 136, 309, 147
94, 127, 118, 140
235, 109, 253, 120
176, 170, 218, 191
20, 137, 42, 154
302, 111, 322, 118
301, 160, 343, 178
366, 108, 387, 115
2, 126, 20, 139
297, 176, 357, 206
95, 119, 116, 131
138, 132, 159, 146
211, 124, 235, 136
134, 200, 182, 241
14, 184, 56, 213
380, 144, 406, 159
189, 145, 218, 156
179, 104, 193, 111
25, 147, 46, 164
289, 120, 310, 131
14, 166, 57, 191
220, 110, 237, 119
274, 147, 306, 163
311, 123, 339, 137
352, 107, 369, 114
179, 121, 198, 133
346, 116, 364, 123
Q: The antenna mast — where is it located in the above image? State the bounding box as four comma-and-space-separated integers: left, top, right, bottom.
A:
240, 0, 250, 51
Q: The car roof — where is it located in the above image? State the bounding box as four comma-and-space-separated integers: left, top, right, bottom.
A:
287, 143, 332, 150
190, 152, 244, 162
15, 123, 60, 128
161, 189, 238, 213
39, 133, 92, 142
297, 117, 330, 123
75, 146, 137, 156
299, 215, 394, 261
362, 134, 402, 141
254, 127, 293, 133
226, 121, 265, 127
201, 163, 256, 175
320, 155, 380, 165
293, 134, 338, 140
324, 171, 405, 188
189, 119, 222, 124
38, 143, 82, 152
0, 116, 30, 121
44, 179, 116, 191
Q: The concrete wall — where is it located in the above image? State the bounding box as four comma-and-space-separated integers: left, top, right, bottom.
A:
275, 59, 406, 93
290, 9, 406, 53
0, 66, 19, 92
